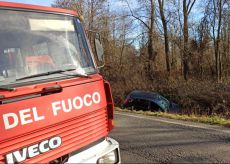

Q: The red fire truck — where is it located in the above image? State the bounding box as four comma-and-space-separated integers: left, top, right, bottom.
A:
0, 1, 120, 163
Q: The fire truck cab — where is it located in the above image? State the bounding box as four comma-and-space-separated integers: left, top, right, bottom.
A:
0, 1, 120, 164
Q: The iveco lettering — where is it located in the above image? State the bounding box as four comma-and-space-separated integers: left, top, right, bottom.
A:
6, 136, 62, 164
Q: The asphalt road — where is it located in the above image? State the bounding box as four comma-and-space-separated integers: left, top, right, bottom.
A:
110, 112, 230, 163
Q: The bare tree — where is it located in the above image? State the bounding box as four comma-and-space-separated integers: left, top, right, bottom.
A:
52, 0, 84, 15
204, 0, 227, 81
117, 15, 133, 72
125, 0, 156, 78
157, 0, 170, 73
182, 0, 197, 80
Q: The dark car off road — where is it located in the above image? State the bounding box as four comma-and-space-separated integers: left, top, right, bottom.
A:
123, 90, 179, 113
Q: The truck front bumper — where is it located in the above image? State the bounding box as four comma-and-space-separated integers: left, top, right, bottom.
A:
66, 137, 121, 164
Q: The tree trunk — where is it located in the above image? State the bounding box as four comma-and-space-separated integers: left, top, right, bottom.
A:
158, 0, 170, 73
147, 0, 155, 78
183, 0, 189, 80
214, 0, 223, 82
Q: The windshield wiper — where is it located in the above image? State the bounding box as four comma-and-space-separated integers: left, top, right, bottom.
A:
0, 86, 15, 91
16, 68, 89, 81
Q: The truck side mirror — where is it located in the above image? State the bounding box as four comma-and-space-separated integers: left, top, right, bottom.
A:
94, 34, 104, 67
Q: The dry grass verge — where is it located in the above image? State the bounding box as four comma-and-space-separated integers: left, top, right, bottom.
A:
115, 108, 230, 128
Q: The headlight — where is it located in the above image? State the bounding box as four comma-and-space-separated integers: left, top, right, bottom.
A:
97, 149, 119, 164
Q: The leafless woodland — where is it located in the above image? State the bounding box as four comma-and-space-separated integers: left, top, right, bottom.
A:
53, 0, 230, 118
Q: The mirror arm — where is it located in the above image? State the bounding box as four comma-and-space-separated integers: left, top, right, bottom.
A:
97, 63, 105, 69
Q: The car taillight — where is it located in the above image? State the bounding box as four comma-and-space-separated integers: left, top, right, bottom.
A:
124, 99, 128, 105
124, 97, 132, 105
104, 80, 114, 131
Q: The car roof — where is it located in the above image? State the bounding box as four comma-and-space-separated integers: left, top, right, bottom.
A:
127, 90, 171, 110
128, 90, 159, 100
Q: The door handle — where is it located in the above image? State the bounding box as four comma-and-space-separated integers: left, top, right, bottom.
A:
42, 85, 62, 95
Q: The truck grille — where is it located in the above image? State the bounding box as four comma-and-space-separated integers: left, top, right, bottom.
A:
0, 108, 109, 163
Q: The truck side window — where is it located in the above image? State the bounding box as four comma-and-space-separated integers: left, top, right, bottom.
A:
74, 19, 94, 69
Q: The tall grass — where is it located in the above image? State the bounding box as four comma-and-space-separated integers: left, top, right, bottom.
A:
116, 108, 230, 127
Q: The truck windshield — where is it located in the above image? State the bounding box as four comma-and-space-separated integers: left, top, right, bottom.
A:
0, 10, 96, 87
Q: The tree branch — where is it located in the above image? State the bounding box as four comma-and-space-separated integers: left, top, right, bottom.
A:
188, 0, 197, 15
125, 0, 150, 30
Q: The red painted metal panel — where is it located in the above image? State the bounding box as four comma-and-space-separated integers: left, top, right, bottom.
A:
0, 108, 109, 163
0, 75, 110, 163
0, 79, 106, 141
0, 1, 78, 16
0, 110, 106, 154
104, 80, 115, 131
0, 74, 102, 99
